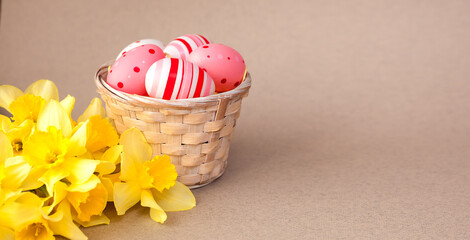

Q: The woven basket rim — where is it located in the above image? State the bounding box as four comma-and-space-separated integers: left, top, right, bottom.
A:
95, 61, 251, 108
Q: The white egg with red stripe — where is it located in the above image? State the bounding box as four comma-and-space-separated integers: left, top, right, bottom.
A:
117, 39, 164, 60
164, 34, 211, 60
145, 58, 215, 100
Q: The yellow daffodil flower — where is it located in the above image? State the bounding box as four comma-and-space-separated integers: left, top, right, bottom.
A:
15, 219, 55, 240
0, 129, 47, 193
47, 198, 88, 240
23, 125, 99, 195
0, 192, 53, 240
67, 176, 108, 224
1, 119, 35, 155
23, 98, 100, 194
71, 116, 120, 178
36, 99, 74, 138
44, 175, 109, 228
0, 156, 31, 204
9, 94, 46, 124
0, 79, 59, 115
0, 80, 79, 128
0, 132, 31, 203
113, 128, 195, 223
0, 192, 87, 240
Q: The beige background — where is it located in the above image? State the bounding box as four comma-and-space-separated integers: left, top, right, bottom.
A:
1, 0, 470, 239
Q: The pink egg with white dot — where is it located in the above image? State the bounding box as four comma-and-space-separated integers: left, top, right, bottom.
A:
116, 39, 164, 60
107, 44, 165, 95
164, 34, 211, 60
187, 43, 246, 92
145, 58, 215, 100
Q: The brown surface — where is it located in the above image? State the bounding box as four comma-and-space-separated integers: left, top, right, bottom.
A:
1, 0, 470, 239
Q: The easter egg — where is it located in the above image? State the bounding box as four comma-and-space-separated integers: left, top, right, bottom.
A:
145, 58, 215, 100
117, 39, 164, 60
107, 44, 165, 95
164, 34, 212, 60
187, 43, 246, 92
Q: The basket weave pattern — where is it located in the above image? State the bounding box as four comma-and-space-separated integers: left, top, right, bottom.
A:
95, 65, 251, 188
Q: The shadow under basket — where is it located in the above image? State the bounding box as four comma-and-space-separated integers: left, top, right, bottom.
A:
95, 65, 251, 189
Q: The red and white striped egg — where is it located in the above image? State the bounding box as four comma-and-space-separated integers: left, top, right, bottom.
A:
187, 43, 246, 92
164, 34, 211, 60
116, 39, 164, 60
107, 44, 165, 95
145, 58, 215, 100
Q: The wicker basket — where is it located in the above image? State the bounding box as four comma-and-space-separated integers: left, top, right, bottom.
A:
94, 63, 251, 188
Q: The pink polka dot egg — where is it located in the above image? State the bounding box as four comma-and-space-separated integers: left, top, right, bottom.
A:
107, 44, 165, 95
116, 39, 164, 60
145, 58, 215, 100
187, 43, 246, 92
164, 34, 212, 60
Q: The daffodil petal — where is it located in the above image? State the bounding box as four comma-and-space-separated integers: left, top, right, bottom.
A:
120, 153, 139, 182
152, 181, 196, 212
40, 167, 69, 195
37, 100, 73, 138
64, 158, 99, 184
43, 181, 68, 215
25, 79, 59, 101
0, 189, 21, 205
0, 131, 13, 161
100, 176, 114, 202
113, 182, 141, 215
68, 120, 88, 157
0, 85, 23, 112
94, 144, 121, 175
0, 225, 14, 240
15, 192, 43, 206
120, 127, 152, 165
78, 98, 105, 123
101, 173, 120, 202
101, 145, 123, 164
2, 161, 31, 190
0, 114, 12, 132
42, 204, 64, 222
76, 214, 110, 227
96, 161, 116, 176
67, 174, 100, 192
20, 166, 46, 191
59, 95, 75, 116
141, 189, 167, 223
4, 156, 26, 167
0, 189, 18, 204
48, 201, 88, 240
78, 150, 94, 160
